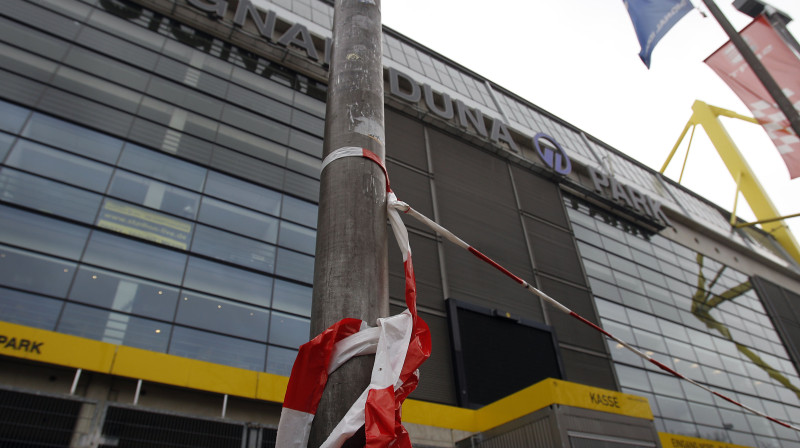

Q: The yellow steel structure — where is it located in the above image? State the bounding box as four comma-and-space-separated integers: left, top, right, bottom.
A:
661, 100, 800, 265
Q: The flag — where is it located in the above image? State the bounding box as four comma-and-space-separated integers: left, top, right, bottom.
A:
623, 0, 694, 68
705, 15, 800, 179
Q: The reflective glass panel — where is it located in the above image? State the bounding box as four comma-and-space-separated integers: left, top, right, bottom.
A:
281, 195, 317, 228
0, 245, 75, 297
6, 140, 112, 192
191, 225, 275, 273
57, 303, 170, 352
268, 311, 310, 349
108, 171, 200, 219
272, 280, 312, 317
274, 249, 313, 284
204, 170, 281, 216
0, 100, 29, 134
0, 204, 89, 260
182, 257, 272, 307
0, 168, 103, 223
0, 287, 62, 330
21, 113, 123, 164
198, 197, 278, 243
169, 326, 265, 371
82, 231, 187, 285
278, 221, 315, 255
118, 143, 207, 191
266, 346, 297, 377
175, 291, 269, 342
68, 266, 179, 321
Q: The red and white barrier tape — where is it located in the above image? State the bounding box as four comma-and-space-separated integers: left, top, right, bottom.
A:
276, 147, 430, 448
389, 196, 800, 433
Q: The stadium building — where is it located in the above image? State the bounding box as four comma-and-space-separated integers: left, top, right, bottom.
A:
1, 0, 800, 447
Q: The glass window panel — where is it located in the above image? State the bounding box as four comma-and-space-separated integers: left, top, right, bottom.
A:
57, 303, 170, 352
281, 195, 317, 228
82, 231, 187, 285
169, 326, 265, 371
615, 364, 651, 391
286, 149, 321, 179
594, 298, 628, 323
583, 259, 614, 284
0, 99, 29, 134
266, 346, 297, 377
96, 199, 193, 250
68, 266, 179, 321
204, 171, 281, 216
272, 279, 312, 317
278, 221, 315, 255
118, 144, 207, 192
6, 140, 112, 192
626, 308, 659, 331
648, 372, 684, 399
191, 225, 275, 273
108, 171, 200, 219
176, 291, 269, 342
607, 340, 645, 368
198, 197, 278, 243
663, 338, 697, 363
0, 168, 102, 223
0, 132, 13, 162
0, 204, 89, 259
269, 311, 310, 349
183, 257, 272, 307
0, 245, 75, 297
656, 395, 693, 421
0, 287, 62, 330
275, 249, 314, 284
632, 328, 667, 354
619, 289, 652, 313
21, 113, 123, 164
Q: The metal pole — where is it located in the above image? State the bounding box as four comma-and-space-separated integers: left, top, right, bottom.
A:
309, 0, 387, 445
702, 0, 800, 140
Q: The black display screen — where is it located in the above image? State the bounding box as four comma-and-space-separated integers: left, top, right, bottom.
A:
447, 299, 564, 408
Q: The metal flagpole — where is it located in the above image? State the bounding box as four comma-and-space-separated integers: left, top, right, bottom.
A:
308, 0, 387, 445
701, 0, 800, 140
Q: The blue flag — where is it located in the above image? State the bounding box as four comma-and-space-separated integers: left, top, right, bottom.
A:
624, 0, 694, 68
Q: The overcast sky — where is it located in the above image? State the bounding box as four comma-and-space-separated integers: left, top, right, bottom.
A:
382, 0, 800, 255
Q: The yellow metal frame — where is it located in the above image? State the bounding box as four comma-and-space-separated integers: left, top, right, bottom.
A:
0, 321, 652, 432
661, 100, 800, 265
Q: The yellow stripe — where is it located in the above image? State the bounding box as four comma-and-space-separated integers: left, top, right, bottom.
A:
0, 321, 653, 433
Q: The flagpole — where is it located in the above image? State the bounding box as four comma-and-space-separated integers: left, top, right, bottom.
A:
308, 0, 387, 445
701, 0, 800, 140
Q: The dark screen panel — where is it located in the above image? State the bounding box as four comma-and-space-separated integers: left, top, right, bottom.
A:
448, 299, 563, 408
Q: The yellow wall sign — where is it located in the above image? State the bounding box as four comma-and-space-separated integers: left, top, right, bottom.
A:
659, 433, 752, 448
0, 321, 655, 435
96, 199, 192, 250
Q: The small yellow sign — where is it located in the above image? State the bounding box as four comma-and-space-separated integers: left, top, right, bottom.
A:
659, 432, 752, 448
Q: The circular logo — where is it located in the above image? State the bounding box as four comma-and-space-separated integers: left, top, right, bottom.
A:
533, 133, 572, 175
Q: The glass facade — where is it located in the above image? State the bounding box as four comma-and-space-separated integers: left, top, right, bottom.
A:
567, 196, 800, 448
0, 0, 326, 377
